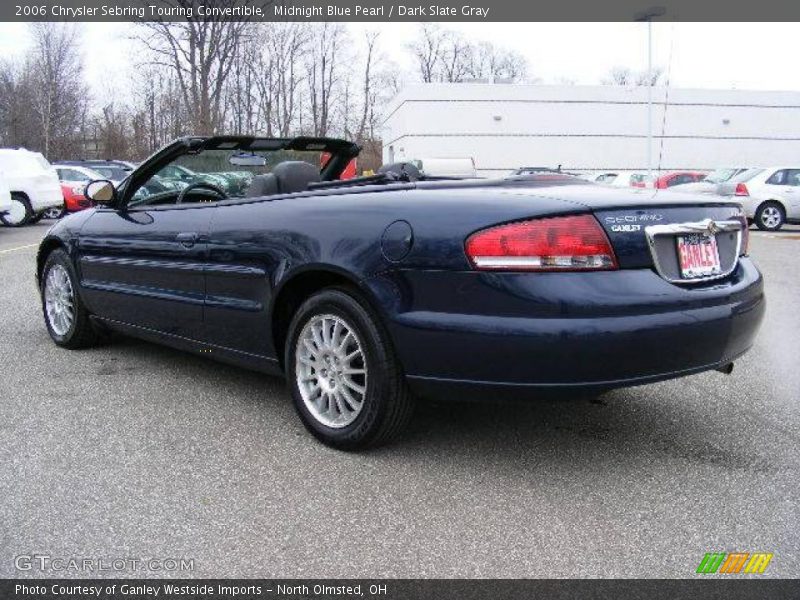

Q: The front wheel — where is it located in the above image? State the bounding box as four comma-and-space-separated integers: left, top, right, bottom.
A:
41, 249, 101, 348
285, 288, 414, 450
755, 201, 785, 231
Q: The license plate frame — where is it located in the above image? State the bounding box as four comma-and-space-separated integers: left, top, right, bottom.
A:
676, 233, 722, 279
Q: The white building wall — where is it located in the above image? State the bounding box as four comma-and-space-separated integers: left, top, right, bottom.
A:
382, 84, 800, 176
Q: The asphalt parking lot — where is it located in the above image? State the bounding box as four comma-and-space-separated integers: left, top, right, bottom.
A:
1, 221, 798, 579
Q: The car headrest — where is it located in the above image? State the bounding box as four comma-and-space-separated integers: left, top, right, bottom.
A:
245, 173, 279, 198
273, 161, 321, 194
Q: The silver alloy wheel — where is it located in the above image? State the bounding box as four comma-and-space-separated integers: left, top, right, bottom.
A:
761, 206, 782, 229
44, 264, 75, 336
295, 313, 367, 428
3, 198, 28, 225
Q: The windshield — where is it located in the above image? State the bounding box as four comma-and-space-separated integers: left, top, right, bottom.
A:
132, 148, 323, 206
703, 168, 739, 184
93, 166, 130, 181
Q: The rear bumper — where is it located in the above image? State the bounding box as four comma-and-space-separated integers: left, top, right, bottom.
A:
367, 258, 765, 397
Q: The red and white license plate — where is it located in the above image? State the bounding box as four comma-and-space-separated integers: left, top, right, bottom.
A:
676, 233, 722, 279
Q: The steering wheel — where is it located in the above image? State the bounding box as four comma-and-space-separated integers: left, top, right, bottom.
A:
176, 181, 228, 204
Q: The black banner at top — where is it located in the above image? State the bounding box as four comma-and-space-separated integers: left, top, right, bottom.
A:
4, 0, 800, 22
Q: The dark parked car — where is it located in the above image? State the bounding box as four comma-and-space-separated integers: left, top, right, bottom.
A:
36, 136, 765, 449
56, 160, 135, 185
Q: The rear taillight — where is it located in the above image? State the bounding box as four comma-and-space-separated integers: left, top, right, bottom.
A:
735, 183, 749, 196
465, 215, 618, 271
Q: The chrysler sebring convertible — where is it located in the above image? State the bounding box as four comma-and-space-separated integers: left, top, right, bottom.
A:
36, 136, 765, 449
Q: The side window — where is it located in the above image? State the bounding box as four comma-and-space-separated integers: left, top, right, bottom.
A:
787, 170, 800, 186
766, 170, 788, 185
669, 174, 691, 186
59, 168, 83, 181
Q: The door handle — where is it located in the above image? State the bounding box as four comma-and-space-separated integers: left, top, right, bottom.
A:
176, 232, 199, 248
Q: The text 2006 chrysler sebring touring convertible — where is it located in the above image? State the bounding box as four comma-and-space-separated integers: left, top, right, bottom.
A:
36, 136, 765, 449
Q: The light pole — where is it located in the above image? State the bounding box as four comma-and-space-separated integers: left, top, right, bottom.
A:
634, 7, 666, 178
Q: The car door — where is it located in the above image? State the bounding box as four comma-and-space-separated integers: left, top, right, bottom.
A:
76, 202, 215, 340
783, 169, 800, 219
200, 199, 276, 357
761, 169, 793, 208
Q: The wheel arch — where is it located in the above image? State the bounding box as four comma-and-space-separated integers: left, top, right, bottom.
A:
9, 190, 30, 201
755, 197, 788, 216
36, 237, 67, 288
270, 265, 387, 370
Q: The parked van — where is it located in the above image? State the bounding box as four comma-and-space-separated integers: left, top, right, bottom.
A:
0, 149, 63, 226
409, 157, 478, 178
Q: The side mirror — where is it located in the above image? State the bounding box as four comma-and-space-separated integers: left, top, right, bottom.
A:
85, 180, 117, 205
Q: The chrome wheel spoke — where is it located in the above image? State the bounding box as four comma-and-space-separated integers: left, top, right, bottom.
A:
44, 264, 75, 337
295, 313, 368, 429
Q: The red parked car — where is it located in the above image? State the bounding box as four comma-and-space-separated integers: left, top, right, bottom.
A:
46, 165, 104, 219
654, 171, 706, 189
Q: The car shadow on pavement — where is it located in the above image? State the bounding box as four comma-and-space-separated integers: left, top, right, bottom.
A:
104, 335, 790, 477
394, 389, 788, 476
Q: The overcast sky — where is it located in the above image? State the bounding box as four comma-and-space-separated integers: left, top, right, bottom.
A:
1, 22, 799, 94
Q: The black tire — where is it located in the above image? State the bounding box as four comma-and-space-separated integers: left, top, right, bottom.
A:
41, 248, 101, 349
0, 193, 33, 227
28, 212, 45, 224
285, 287, 414, 450
755, 201, 785, 231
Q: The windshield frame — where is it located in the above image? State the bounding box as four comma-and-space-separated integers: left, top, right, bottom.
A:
114, 136, 360, 210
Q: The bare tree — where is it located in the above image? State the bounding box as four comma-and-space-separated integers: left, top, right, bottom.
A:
23, 23, 88, 158
604, 65, 663, 86
604, 66, 633, 86
635, 66, 664, 86
408, 25, 529, 84
247, 22, 309, 137
136, 0, 252, 135
408, 24, 444, 83
469, 42, 528, 82
305, 23, 346, 137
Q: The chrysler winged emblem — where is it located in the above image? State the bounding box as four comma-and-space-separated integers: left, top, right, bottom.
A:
706, 220, 721, 235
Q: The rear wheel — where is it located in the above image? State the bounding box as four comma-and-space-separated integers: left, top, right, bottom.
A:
755, 201, 785, 231
285, 288, 414, 450
0, 193, 32, 227
43, 206, 66, 220
41, 249, 101, 348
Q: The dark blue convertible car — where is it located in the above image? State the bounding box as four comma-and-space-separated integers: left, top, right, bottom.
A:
37, 136, 765, 448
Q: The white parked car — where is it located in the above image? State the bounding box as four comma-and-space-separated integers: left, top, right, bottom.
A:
717, 167, 800, 231
409, 157, 478, 178
0, 149, 63, 227
589, 171, 653, 188
0, 172, 12, 218
670, 167, 749, 195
